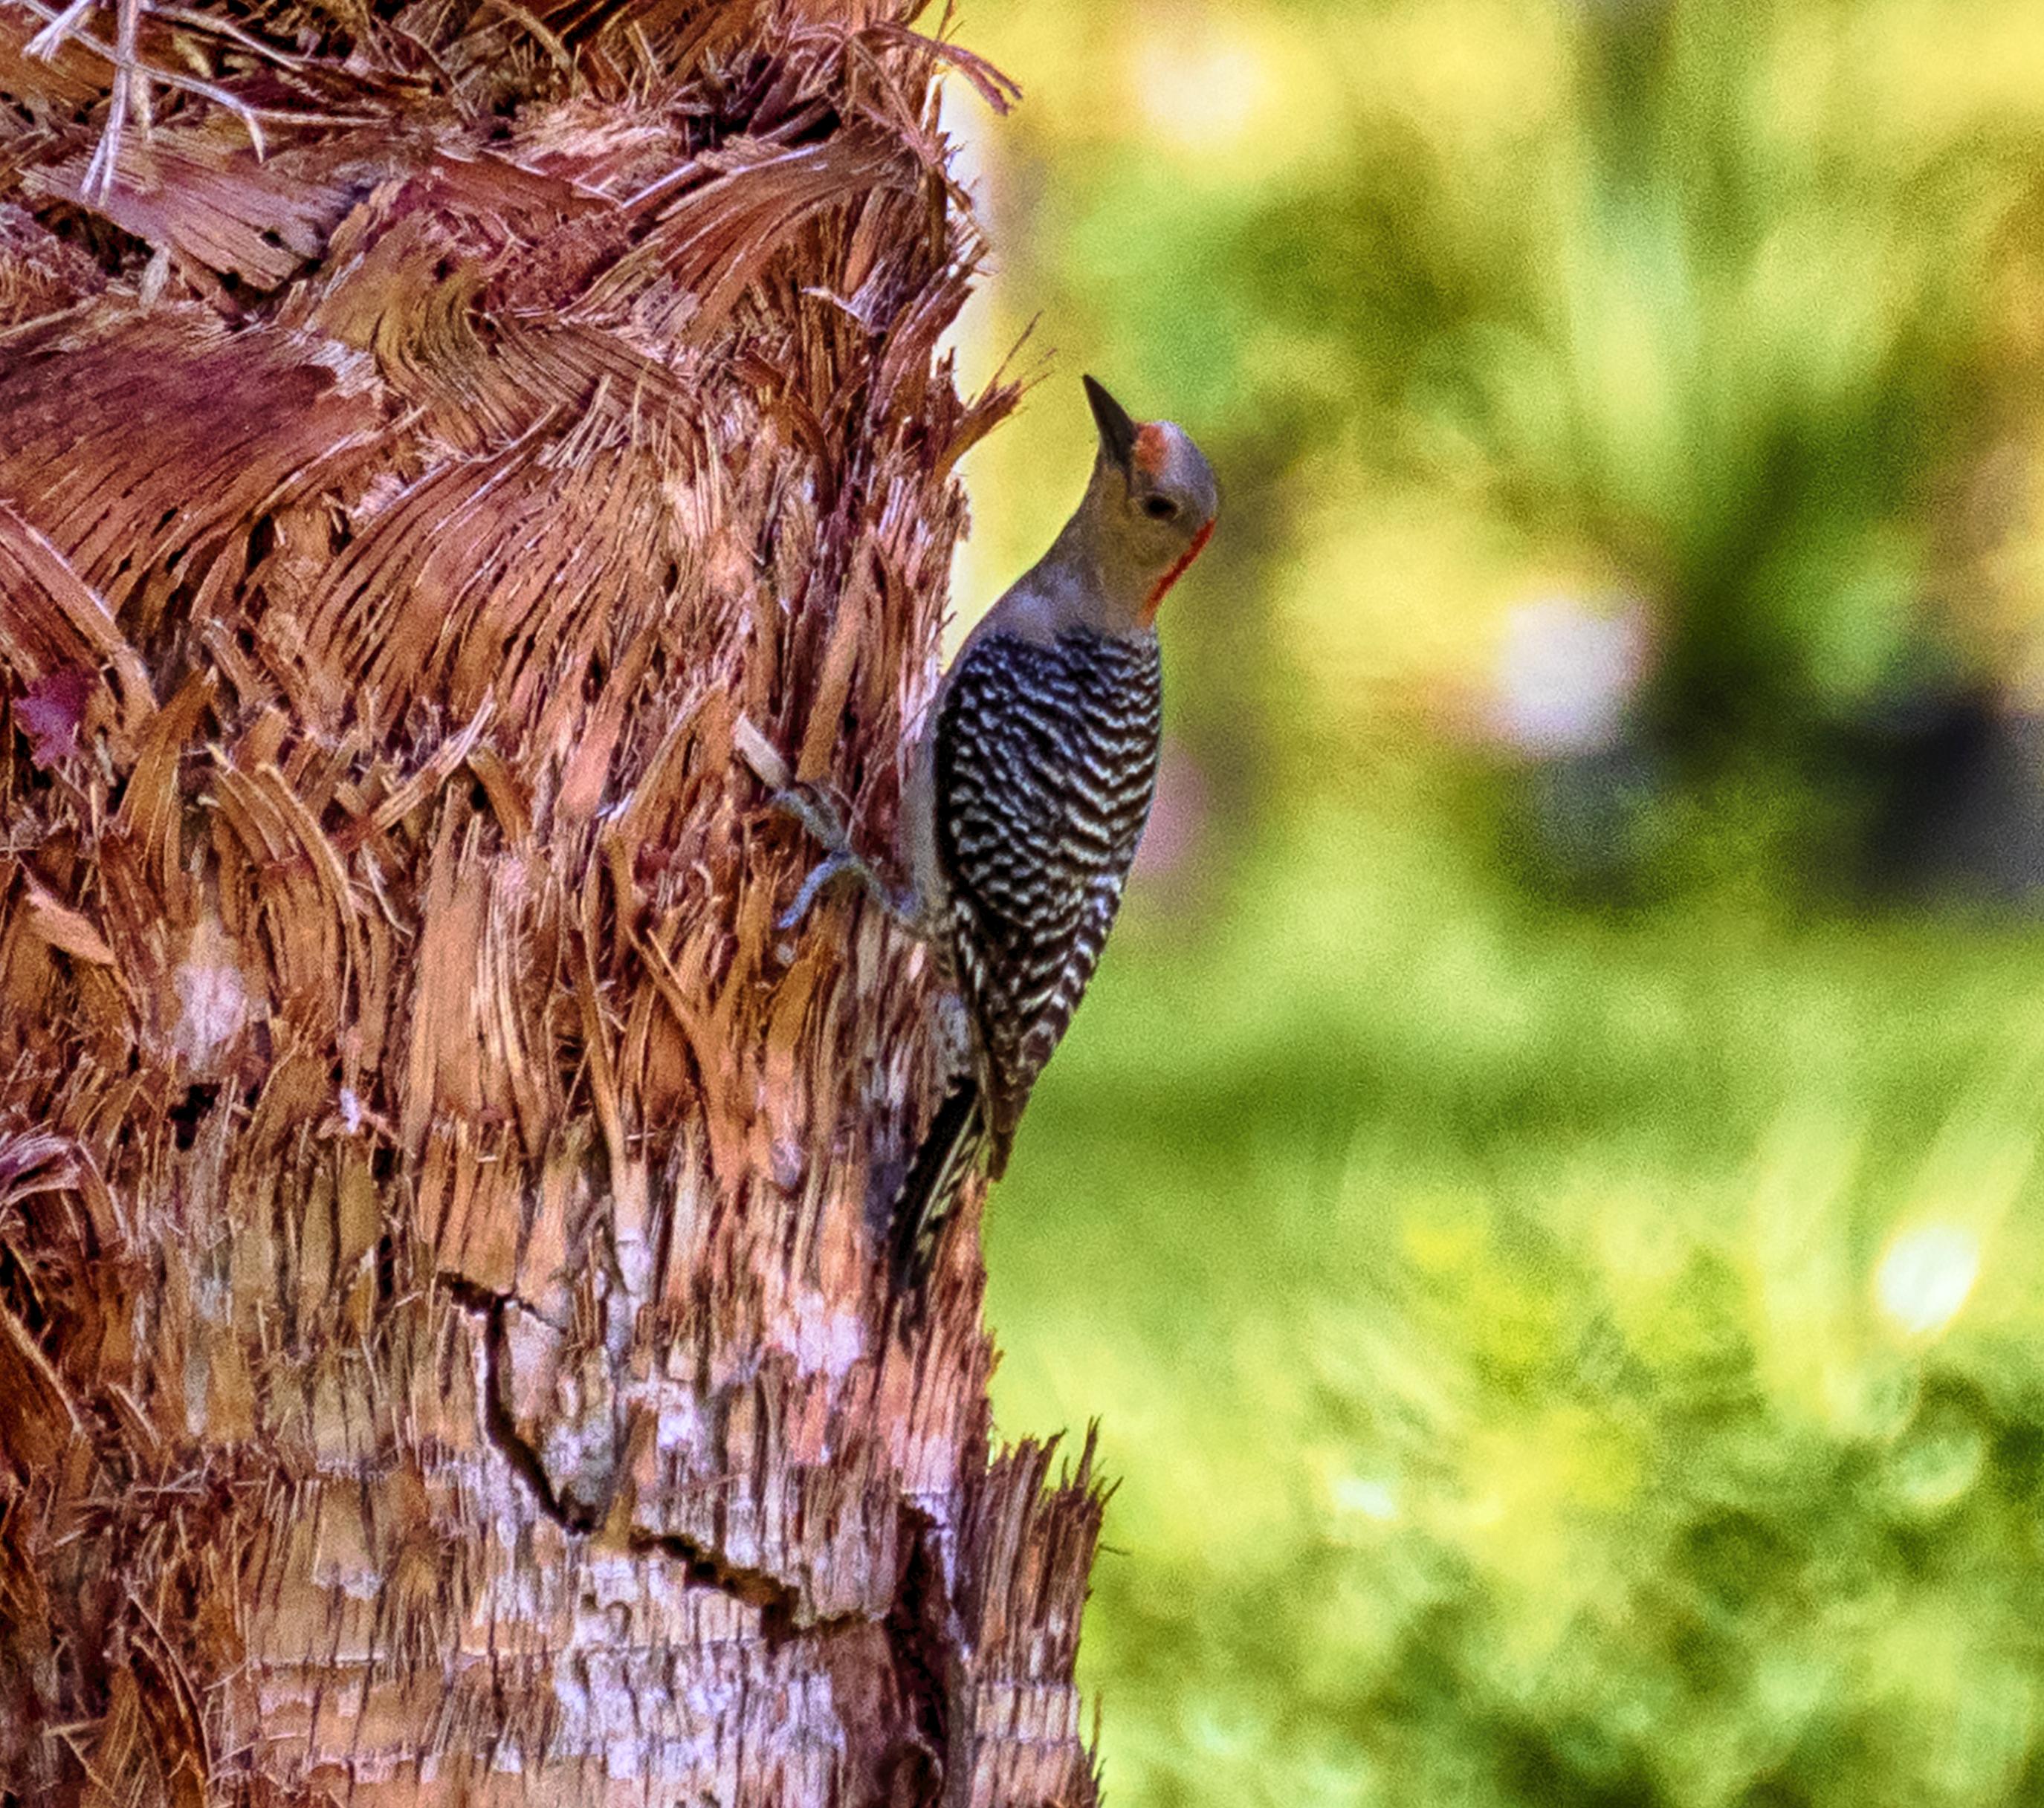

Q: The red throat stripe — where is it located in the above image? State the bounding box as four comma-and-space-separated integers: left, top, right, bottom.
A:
1142, 520, 1213, 625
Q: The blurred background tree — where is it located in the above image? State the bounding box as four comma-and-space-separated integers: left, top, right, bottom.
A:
942, 1, 2044, 1804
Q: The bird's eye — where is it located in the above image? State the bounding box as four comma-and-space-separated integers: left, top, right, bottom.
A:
1142, 495, 1179, 521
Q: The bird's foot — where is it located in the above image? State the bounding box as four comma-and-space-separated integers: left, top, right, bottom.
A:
767, 780, 852, 855
769, 785, 921, 931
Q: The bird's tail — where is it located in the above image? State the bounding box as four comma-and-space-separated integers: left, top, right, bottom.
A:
890, 1078, 986, 1294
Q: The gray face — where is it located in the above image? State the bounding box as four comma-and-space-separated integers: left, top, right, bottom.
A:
1081, 375, 1220, 580
1120, 420, 1220, 554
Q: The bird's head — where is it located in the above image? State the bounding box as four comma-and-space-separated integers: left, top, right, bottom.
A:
1083, 375, 1219, 625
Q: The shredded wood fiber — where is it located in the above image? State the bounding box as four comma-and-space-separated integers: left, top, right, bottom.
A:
0, 1, 1101, 1800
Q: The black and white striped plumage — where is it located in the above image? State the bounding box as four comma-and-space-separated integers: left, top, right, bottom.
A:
890, 626, 1162, 1286
875, 376, 1215, 1292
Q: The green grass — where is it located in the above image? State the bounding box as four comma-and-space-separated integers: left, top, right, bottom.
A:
986, 800, 2044, 1808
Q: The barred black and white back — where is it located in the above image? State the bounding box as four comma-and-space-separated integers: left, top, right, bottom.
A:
888, 626, 1163, 1283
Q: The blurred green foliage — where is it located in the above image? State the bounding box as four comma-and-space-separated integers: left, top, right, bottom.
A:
944, 1, 2044, 1803
953, 0, 2044, 881
988, 801, 2044, 1807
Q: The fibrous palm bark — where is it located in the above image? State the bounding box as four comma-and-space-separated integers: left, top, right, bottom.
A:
0, 1, 1101, 1801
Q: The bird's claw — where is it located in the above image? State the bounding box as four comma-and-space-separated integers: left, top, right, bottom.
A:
769, 784, 922, 932
767, 783, 853, 855
777, 847, 856, 931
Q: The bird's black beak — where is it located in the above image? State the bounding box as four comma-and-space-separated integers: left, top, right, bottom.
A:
1084, 375, 1140, 473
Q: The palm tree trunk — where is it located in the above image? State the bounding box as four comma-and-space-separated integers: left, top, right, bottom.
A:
0, 2, 1101, 1801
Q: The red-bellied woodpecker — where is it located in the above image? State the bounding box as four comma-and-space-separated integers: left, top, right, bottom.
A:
776, 375, 1218, 1290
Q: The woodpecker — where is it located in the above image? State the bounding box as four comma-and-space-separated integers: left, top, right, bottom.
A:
777, 375, 1218, 1290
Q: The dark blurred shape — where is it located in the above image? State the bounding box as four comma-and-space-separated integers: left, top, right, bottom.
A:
1860, 692, 2044, 901
1516, 745, 1667, 893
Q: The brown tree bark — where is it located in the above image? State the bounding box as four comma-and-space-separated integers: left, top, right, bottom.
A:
0, 2, 1102, 1801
